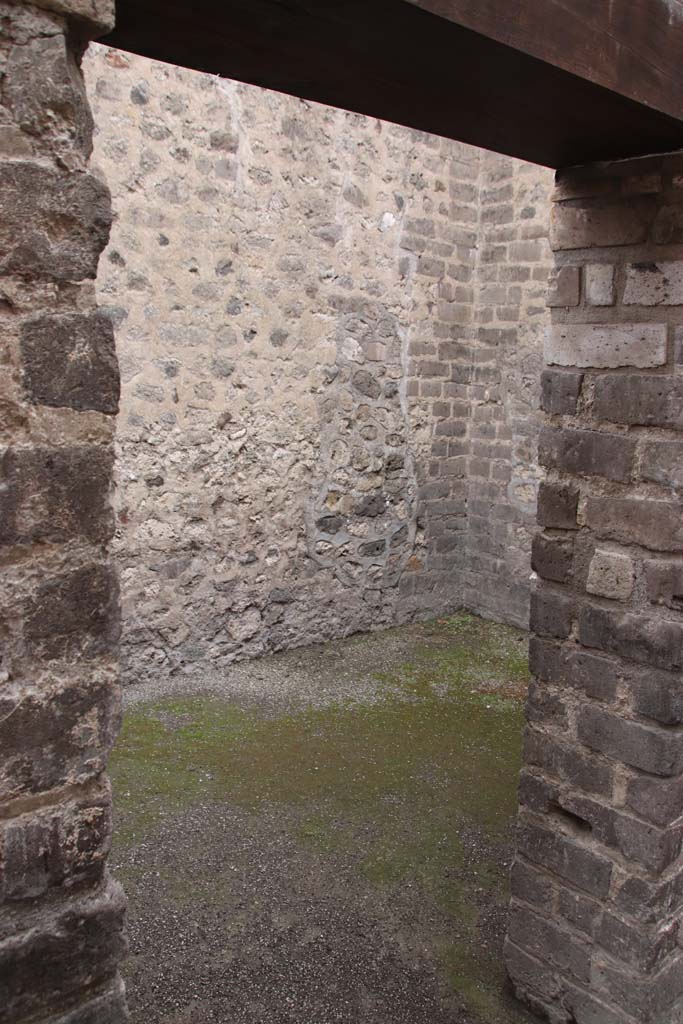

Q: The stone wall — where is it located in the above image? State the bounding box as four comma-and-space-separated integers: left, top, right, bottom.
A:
0, 2, 127, 1022
466, 151, 554, 628
83, 45, 553, 685
506, 154, 683, 1024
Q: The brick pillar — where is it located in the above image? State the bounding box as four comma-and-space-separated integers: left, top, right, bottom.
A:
505, 155, 683, 1024
0, 2, 127, 1022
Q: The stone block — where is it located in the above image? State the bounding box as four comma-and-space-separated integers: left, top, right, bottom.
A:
578, 704, 683, 776
24, 565, 120, 661
524, 727, 613, 796
544, 324, 666, 369
51, 978, 128, 1024
612, 812, 683, 874
529, 637, 619, 702
626, 774, 683, 827
549, 198, 656, 251
509, 857, 556, 908
624, 261, 683, 305
640, 441, 683, 490
628, 663, 683, 726
585, 497, 683, 552
536, 482, 579, 530
526, 679, 569, 728
546, 265, 580, 307
0, 162, 111, 280
529, 587, 574, 639
585, 263, 616, 306
0, 446, 115, 547
563, 985, 627, 1024
645, 560, 683, 610
31, 0, 115, 34
579, 602, 683, 673
540, 369, 583, 415
586, 549, 635, 601
517, 819, 612, 897
593, 375, 683, 429
531, 533, 574, 583
504, 938, 560, 1010
507, 904, 591, 983
4, 34, 93, 162
557, 888, 600, 940
539, 426, 635, 482
0, 880, 126, 1024
21, 313, 120, 414
0, 674, 120, 801
595, 951, 683, 1021
599, 912, 677, 972
0, 784, 111, 900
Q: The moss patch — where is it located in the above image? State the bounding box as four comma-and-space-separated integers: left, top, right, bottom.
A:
111, 612, 531, 1022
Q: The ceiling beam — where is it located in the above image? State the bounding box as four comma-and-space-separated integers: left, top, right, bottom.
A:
103, 0, 683, 168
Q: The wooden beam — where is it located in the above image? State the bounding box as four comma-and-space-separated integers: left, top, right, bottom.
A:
408, 0, 683, 122
103, 0, 683, 168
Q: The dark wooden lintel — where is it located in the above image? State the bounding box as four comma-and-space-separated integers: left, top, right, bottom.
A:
104, 0, 683, 168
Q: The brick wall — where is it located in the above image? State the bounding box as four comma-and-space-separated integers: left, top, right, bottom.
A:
506, 154, 683, 1024
466, 152, 554, 628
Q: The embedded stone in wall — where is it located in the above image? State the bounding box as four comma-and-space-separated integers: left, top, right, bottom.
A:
544, 323, 667, 368
586, 549, 635, 601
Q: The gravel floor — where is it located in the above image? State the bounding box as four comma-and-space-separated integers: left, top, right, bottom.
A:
111, 613, 536, 1024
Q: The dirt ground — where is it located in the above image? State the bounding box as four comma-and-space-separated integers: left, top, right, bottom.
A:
110, 612, 538, 1024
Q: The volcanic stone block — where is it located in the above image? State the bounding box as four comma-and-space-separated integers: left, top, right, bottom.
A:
517, 819, 612, 897
585, 497, 683, 552
549, 198, 657, 251
624, 261, 683, 305
540, 369, 583, 415
0, 674, 120, 801
585, 263, 616, 306
508, 904, 591, 983
24, 565, 120, 661
30, 0, 115, 33
599, 911, 678, 971
593, 374, 683, 429
0, 786, 111, 900
531, 533, 574, 583
50, 978, 128, 1024
4, 34, 93, 160
21, 313, 120, 414
546, 265, 580, 306
529, 637, 619, 702
645, 560, 683, 610
579, 603, 683, 673
586, 549, 635, 601
0, 446, 115, 547
578, 704, 683, 776
626, 774, 683, 827
0, 881, 126, 1024
628, 663, 683, 726
524, 727, 614, 796
539, 426, 635, 482
0, 162, 111, 280
504, 938, 560, 1014
536, 482, 579, 530
640, 441, 683, 490
529, 587, 574, 638
544, 324, 667, 368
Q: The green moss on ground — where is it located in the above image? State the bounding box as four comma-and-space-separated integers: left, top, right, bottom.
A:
110, 612, 530, 1022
